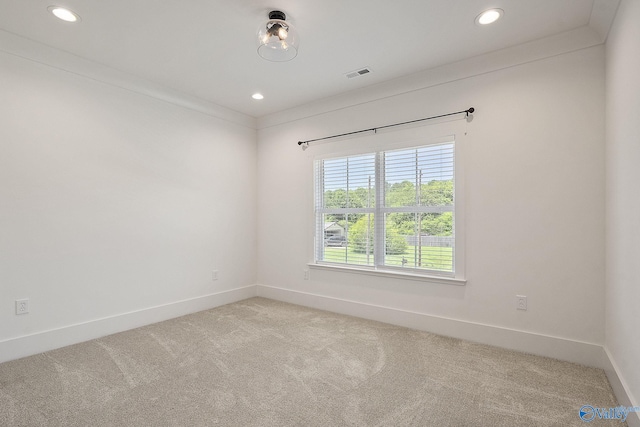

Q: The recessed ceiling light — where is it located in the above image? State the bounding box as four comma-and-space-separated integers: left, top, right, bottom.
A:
48, 6, 81, 23
252, 93, 264, 100
475, 8, 503, 25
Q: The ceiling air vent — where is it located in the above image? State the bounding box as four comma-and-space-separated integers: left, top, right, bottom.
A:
345, 67, 372, 79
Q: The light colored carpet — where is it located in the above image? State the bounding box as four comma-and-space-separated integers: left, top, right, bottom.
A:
0, 297, 625, 426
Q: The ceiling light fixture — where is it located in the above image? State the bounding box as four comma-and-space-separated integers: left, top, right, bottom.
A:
257, 10, 299, 62
252, 93, 264, 100
48, 6, 81, 22
475, 8, 503, 25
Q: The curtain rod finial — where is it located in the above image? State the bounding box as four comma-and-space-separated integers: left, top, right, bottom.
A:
466, 107, 475, 123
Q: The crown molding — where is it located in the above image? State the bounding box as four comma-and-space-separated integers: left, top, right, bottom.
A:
0, 29, 257, 130
589, 0, 621, 42
257, 25, 604, 130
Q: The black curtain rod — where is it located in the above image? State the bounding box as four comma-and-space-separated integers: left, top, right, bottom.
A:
298, 107, 474, 146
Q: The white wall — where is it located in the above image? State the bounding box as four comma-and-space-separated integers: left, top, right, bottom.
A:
0, 50, 258, 361
1, 11, 634, 410
257, 46, 606, 362
605, 0, 640, 410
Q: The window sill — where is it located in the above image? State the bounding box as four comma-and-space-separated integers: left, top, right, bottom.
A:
308, 263, 466, 286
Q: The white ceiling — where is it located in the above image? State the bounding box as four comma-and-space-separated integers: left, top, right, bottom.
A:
0, 0, 619, 119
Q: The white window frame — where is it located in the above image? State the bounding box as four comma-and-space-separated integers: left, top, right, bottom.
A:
308, 123, 466, 285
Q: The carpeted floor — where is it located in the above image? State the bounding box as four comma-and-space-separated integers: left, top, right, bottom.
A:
0, 297, 625, 426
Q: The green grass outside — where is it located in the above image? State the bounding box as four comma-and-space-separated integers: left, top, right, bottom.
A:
323, 245, 453, 272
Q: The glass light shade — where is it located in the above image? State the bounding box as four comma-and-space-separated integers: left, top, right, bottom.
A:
257, 18, 299, 62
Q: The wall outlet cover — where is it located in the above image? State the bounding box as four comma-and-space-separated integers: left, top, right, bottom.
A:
15, 299, 29, 315
516, 295, 527, 311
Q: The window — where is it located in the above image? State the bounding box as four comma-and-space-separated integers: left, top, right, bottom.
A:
314, 140, 456, 276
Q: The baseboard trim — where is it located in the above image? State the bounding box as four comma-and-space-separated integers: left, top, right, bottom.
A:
257, 285, 640, 414
602, 347, 640, 427
256, 284, 606, 368
0, 285, 257, 364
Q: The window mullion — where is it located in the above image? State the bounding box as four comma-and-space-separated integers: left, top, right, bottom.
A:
315, 161, 325, 262
374, 151, 385, 267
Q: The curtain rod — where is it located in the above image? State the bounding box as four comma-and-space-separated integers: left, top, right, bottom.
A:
298, 107, 474, 149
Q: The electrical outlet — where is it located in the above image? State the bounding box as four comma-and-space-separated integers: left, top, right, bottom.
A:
212, 270, 219, 281
516, 295, 527, 311
15, 299, 29, 315
303, 269, 310, 280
